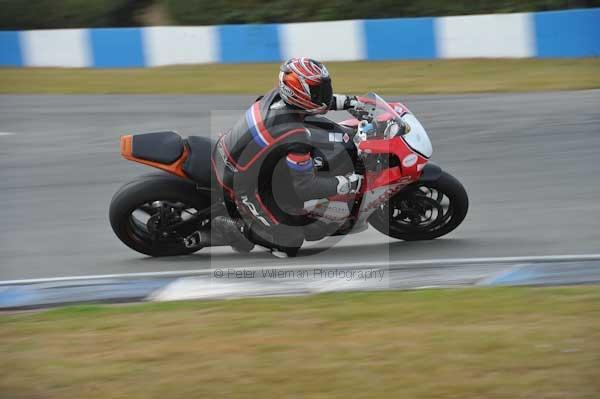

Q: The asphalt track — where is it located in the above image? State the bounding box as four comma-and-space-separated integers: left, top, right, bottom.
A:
1, 91, 599, 281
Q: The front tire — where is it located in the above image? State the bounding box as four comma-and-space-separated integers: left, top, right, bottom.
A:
368, 171, 468, 241
109, 173, 212, 256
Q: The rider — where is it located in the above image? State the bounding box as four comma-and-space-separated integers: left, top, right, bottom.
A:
212, 57, 363, 256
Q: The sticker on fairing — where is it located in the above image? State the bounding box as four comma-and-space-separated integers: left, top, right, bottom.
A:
402, 153, 418, 168
328, 132, 343, 142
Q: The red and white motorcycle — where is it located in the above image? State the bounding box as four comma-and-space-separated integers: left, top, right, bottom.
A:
109, 92, 468, 256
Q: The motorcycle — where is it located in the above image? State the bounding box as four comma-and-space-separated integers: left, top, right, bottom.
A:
109, 92, 468, 257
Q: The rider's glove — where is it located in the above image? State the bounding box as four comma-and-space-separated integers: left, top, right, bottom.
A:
335, 173, 363, 195
344, 95, 359, 110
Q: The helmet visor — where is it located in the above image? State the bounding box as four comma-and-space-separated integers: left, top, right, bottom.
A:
310, 76, 333, 108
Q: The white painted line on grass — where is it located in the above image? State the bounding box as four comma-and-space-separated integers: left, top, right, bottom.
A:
2, 254, 600, 286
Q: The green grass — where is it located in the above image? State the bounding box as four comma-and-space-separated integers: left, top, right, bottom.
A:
1, 286, 599, 398
1, 58, 599, 94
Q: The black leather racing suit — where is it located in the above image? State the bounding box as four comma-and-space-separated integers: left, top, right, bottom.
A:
212, 88, 351, 250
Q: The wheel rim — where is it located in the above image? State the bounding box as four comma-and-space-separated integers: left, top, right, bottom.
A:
126, 200, 201, 248
383, 184, 454, 234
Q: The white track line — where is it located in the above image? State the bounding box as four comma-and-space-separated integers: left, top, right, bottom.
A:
0, 132, 16, 136
1, 254, 600, 286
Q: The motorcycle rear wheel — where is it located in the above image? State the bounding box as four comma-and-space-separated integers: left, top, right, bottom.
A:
109, 173, 212, 257
368, 171, 468, 241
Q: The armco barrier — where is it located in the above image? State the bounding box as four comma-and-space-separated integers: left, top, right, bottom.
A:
0, 8, 598, 68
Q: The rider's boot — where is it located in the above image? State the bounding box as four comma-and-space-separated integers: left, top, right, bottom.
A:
242, 221, 301, 258
212, 216, 255, 252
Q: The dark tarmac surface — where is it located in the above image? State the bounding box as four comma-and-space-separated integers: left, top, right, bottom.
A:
1, 91, 599, 280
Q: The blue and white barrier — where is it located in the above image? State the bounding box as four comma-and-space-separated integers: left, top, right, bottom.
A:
0, 8, 598, 67
435, 13, 534, 58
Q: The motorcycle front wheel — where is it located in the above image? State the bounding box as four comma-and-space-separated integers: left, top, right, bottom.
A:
368, 171, 468, 241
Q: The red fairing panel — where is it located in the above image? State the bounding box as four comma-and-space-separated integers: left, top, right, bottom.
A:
359, 137, 428, 191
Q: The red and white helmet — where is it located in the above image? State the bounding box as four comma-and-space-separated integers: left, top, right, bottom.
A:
278, 57, 333, 114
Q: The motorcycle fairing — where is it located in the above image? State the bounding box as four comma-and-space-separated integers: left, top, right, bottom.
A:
358, 137, 429, 191
309, 94, 432, 230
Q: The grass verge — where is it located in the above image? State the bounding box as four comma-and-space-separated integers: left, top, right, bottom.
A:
1, 58, 599, 94
1, 286, 599, 398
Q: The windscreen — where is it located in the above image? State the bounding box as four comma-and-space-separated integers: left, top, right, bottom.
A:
356, 93, 405, 139
356, 92, 432, 158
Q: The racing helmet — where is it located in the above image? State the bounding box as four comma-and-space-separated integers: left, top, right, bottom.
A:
278, 57, 333, 114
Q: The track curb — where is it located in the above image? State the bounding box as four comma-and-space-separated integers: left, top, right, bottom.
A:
2, 255, 599, 309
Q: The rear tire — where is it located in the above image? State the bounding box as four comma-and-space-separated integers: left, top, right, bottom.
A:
368, 171, 468, 241
109, 174, 212, 257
